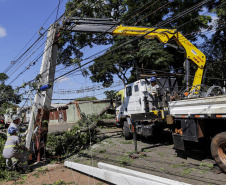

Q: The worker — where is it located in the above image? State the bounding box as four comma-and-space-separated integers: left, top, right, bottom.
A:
3, 127, 28, 172
147, 77, 159, 110
8, 115, 28, 137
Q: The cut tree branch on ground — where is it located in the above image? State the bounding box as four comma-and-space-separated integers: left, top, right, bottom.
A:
50, 104, 114, 135
80, 104, 112, 132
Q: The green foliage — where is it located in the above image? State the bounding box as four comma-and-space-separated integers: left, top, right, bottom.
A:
0, 80, 21, 107
157, 152, 165, 157
98, 149, 106, 154
52, 180, 67, 185
59, 0, 212, 88
181, 168, 196, 175
0, 102, 19, 114
200, 163, 214, 169
0, 135, 23, 182
0, 73, 8, 83
104, 90, 117, 99
47, 113, 102, 156
200, 0, 226, 87
75, 96, 97, 101
116, 155, 133, 166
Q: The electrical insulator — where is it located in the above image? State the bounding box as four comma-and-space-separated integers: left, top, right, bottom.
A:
40, 84, 52, 91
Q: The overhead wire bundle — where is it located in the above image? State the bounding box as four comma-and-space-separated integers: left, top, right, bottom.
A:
4, 1, 226, 183
5, 0, 225, 105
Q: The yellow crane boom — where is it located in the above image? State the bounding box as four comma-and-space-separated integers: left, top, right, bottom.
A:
64, 18, 206, 89
112, 25, 206, 88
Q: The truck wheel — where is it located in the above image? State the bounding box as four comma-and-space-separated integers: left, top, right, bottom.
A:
123, 121, 132, 140
211, 132, 226, 173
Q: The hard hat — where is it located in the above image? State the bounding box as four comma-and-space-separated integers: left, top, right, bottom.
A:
8, 127, 17, 135
150, 77, 157, 82
12, 115, 19, 121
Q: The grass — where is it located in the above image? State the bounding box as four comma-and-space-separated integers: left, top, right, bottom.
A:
98, 149, 106, 154
125, 150, 136, 156
143, 149, 154, 152
120, 140, 133, 144
32, 173, 39, 178
37, 167, 48, 174
21, 176, 27, 180
200, 163, 214, 169
31, 167, 48, 179
12, 181, 25, 185
116, 155, 133, 166
104, 154, 110, 159
181, 168, 196, 175
171, 163, 186, 168
157, 152, 165, 157
84, 160, 92, 165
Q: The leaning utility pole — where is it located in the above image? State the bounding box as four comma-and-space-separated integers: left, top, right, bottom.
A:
25, 23, 59, 162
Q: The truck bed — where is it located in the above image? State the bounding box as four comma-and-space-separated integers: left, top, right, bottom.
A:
169, 95, 226, 116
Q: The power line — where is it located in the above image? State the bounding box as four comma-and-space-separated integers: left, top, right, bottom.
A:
3, 0, 65, 75
9, 0, 218, 94
6, 0, 181, 86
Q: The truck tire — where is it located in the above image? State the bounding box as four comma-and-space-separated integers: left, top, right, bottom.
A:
211, 132, 226, 173
123, 121, 132, 140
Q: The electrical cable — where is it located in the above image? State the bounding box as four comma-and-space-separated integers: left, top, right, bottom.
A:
3, 0, 65, 75
7, 0, 179, 86
9, 0, 218, 95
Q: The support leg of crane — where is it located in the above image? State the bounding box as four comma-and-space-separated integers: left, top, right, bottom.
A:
129, 123, 147, 159
129, 123, 139, 159
132, 123, 138, 154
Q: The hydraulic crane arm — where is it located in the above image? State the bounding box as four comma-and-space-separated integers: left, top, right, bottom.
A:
112, 25, 206, 88
64, 18, 206, 89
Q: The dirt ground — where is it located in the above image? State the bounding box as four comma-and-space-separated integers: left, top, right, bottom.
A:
66, 128, 226, 185
2, 126, 226, 185
2, 164, 109, 185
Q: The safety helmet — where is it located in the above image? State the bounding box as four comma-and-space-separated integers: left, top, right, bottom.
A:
12, 115, 19, 121
150, 77, 157, 82
8, 127, 17, 135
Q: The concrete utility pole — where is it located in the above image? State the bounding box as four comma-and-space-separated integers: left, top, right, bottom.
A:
25, 23, 59, 153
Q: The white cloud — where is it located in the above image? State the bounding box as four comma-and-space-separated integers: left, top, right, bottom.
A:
0, 26, 7, 38
56, 76, 70, 83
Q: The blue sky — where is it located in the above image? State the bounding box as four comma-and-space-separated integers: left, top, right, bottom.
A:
0, 1, 219, 107
0, 0, 125, 107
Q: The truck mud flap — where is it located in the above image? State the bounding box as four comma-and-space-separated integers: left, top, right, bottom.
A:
173, 134, 185, 150
177, 119, 199, 142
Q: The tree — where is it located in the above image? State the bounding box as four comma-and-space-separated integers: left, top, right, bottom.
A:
0, 73, 21, 113
104, 90, 117, 99
75, 96, 98, 101
0, 73, 8, 83
199, 0, 226, 87
59, 0, 212, 88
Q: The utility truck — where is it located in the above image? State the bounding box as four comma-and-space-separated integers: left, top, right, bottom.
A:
63, 18, 226, 172
115, 74, 179, 139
